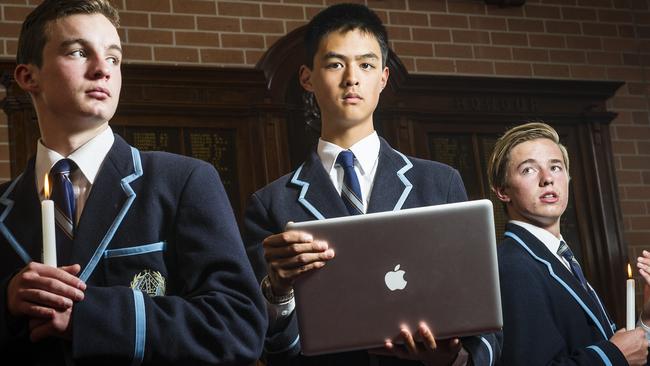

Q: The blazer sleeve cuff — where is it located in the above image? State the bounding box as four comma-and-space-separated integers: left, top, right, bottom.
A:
587, 340, 627, 366
72, 286, 138, 362
264, 311, 301, 361
461, 332, 502, 366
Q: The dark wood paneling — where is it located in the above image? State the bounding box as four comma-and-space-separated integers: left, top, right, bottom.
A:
1, 35, 627, 326
0, 62, 291, 223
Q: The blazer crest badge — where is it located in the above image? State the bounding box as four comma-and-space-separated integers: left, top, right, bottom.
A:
131, 269, 166, 296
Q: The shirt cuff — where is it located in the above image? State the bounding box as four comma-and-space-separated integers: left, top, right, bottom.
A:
265, 294, 295, 331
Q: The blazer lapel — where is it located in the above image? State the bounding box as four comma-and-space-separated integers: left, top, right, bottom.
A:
289, 150, 348, 220
505, 223, 613, 339
0, 159, 42, 264
367, 138, 413, 213
74, 136, 142, 281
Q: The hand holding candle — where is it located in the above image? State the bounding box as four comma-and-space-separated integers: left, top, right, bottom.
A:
627, 263, 635, 331
637, 250, 650, 327
42, 174, 56, 267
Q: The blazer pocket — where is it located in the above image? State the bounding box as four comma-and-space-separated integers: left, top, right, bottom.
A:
103, 241, 169, 296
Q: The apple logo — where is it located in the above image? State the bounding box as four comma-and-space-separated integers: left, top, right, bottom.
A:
384, 264, 407, 291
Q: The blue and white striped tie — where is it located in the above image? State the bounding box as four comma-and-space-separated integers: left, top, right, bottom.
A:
557, 240, 611, 335
336, 150, 364, 215
49, 159, 77, 264
557, 240, 589, 291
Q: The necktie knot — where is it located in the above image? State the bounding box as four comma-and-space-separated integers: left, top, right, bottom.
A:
50, 158, 76, 177
336, 150, 355, 169
557, 240, 589, 290
557, 240, 574, 262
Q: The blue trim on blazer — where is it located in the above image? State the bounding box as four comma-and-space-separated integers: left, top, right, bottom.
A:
505, 231, 609, 340
290, 164, 325, 220
0, 174, 31, 264
588, 282, 615, 335
586, 345, 613, 366
80, 147, 143, 282
392, 150, 413, 211
480, 336, 494, 365
132, 289, 146, 366
104, 241, 166, 259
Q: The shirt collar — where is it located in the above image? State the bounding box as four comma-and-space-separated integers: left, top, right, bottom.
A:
35, 126, 115, 196
510, 220, 565, 255
317, 131, 380, 174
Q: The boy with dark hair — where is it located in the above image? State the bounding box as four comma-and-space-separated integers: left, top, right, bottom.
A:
489, 122, 648, 365
0, 1, 267, 364
244, 3, 501, 365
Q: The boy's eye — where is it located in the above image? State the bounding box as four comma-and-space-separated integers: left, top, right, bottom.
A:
107, 56, 120, 65
70, 50, 86, 58
360, 63, 375, 70
327, 62, 343, 69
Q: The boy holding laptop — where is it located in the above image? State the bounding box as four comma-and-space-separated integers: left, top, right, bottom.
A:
488, 122, 647, 365
244, 3, 501, 365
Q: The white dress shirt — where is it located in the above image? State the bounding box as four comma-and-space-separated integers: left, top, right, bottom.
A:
317, 131, 380, 212
35, 126, 115, 223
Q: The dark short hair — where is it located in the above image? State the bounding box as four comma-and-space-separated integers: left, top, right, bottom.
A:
304, 3, 389, 69
16, 0, 119, 67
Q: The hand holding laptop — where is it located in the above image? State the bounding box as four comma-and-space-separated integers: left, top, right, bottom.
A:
262, 225, 467, 365
262, 229, 335, 296
369, 322, 462, 365
288, 200, 502, 356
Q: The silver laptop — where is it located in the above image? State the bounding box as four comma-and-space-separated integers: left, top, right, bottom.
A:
286, 199, 502, 356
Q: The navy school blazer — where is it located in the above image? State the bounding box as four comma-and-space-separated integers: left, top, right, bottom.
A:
0, 135, 267, 366
244, 137, 502, 366
497, 223, 626, 365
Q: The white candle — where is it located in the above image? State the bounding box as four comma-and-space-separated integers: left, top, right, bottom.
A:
626, 263, 635, 330
42, 174, 56, 267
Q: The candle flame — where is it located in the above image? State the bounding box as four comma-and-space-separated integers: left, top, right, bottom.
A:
628, 263, 633, 279
43, 174, 50, 199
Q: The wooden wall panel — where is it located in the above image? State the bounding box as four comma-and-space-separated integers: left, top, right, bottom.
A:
1, 44, 627, 324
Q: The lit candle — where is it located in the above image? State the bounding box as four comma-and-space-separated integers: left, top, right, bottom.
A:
42, 174, 56, 267
626, 263, 635, 330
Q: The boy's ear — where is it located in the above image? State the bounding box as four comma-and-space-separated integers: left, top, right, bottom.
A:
14, 64, 40, 93
299, 65, 313, 92
380, 66, 389, 91
494, 186, 510, 203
